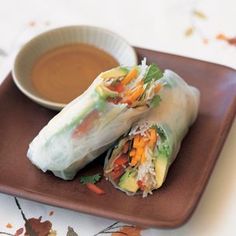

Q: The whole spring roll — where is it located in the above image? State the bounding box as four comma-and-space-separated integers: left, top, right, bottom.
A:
27, 61, 167, 180
104, 70, 200, 197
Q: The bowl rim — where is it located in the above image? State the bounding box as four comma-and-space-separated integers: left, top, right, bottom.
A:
12, 24, 138, 110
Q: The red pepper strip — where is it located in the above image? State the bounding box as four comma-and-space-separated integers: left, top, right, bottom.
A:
137, 180, 145, 191
106, 97, 122, 104
15, 228, 24, 236
111, 165, 125, 180
114, 154, 129, 166
108, 82, 125, 93
111, 154, 129, 180
72, 109, 99, 138
86, 183, 105, 195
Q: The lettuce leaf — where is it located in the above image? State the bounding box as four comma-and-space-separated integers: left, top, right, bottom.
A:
144, 64, 163, 84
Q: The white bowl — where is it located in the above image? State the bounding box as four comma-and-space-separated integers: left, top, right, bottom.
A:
12, 25, 138, 110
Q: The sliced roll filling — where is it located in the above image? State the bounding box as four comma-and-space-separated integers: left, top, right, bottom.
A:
104, 122, 171, 197
96, 63, 163, 108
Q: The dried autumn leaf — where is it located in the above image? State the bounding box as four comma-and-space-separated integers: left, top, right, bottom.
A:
202, 38, 209, 44
216, 33, 228, 41
185, 27, 194, 36
15, 227, 24, 236
24, 217, 52, 236
112, 226, 142, 236
49, 211, 54, 216
66, 226, 78, 236
6, 223, 13, 228
216, 34, 236, 46
193, 10, 207, 19
228, 37, 236, 45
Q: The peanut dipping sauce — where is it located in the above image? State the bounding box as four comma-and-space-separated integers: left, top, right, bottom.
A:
31, 43, 119, 104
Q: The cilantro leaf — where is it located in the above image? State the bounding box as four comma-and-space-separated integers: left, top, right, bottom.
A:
157, 126, 167, 141
144, 64, 163, 84
150, 95, 161, 108
80, 173, 101, 184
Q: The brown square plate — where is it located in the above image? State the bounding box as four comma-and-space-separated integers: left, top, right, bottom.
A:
0, 48, 236, 228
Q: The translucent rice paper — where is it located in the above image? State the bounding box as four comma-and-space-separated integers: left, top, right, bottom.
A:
27, 67, 152, 180
144, 69, 200, 166
104, 69, 200, 194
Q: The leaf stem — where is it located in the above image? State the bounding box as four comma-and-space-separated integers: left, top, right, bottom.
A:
0, 232, 14, 236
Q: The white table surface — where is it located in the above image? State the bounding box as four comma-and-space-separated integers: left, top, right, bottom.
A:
0, 0, 236, 235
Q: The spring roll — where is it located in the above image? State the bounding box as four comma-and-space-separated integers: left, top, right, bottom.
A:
104, 70, 200, 197
27, 60, 167, 180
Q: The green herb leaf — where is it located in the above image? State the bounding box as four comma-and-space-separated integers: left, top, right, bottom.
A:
150, 124, 158, 130
80, 173, 101, 184
144, 64, 163, 84
158, 143, 171, 157
150, 95, 161, 108
157, 126, 167, 140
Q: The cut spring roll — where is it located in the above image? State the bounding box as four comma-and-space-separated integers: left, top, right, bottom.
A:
104, 70, 200, 197
27, 60, 166, 180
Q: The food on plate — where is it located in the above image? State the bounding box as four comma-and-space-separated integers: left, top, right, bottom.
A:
27, 60, 166, 180
80, 173, 105, 195
104, 70, 200, 197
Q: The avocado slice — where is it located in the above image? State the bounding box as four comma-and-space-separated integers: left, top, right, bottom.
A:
95, 84, 118, 99
118, 170, 139, 193
155, 154, 169, 188
100, 67, 128, 79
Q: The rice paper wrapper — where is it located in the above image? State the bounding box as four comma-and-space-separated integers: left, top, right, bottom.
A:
146, 70, 200, 164
27, 71, 150, 180
104, 69, 200, 193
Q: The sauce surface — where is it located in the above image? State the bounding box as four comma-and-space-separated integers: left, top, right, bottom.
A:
31, 43, 119, 103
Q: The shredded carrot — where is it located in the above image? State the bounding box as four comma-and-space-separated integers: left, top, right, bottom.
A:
131, 156, 138, 166
133, 135, 147, 148
130, 147, 144, 166
127, 86, 145, 103
154, 83, 162, 93
129, 149, 136, 157
121, 68, 138, 85
133, 135, 141, 148
124, 80, 144, 96
129, 128, 158, 166
149, 129, 157, 142
137, 80, 144, 86
136, 147, 143, 156
141, 138, 148, 147
86, 183, 105, 195
141, 152, 146, 164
